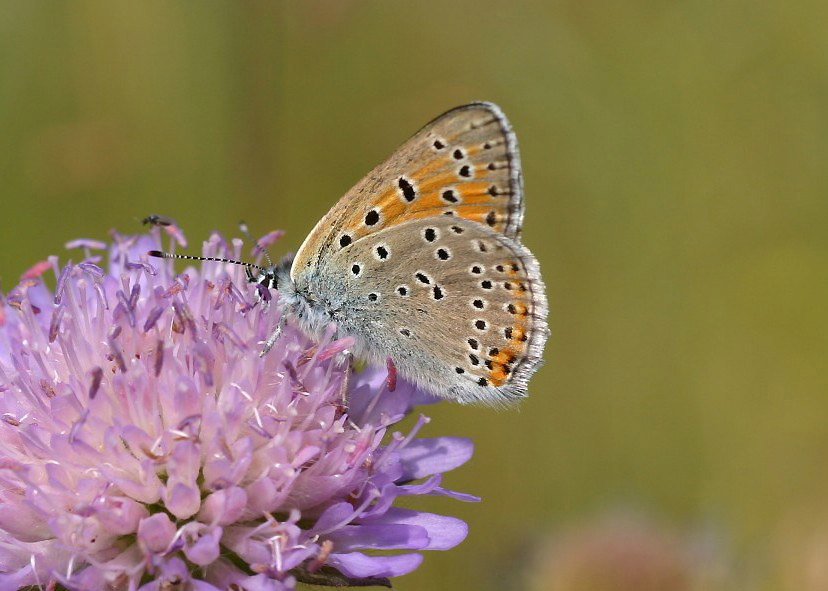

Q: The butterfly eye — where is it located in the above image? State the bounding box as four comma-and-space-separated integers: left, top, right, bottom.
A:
255, 271, 276, 289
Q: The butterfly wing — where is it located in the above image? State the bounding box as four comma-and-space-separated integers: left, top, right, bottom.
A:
291, 102, 524, 279
318, 216, 547, 405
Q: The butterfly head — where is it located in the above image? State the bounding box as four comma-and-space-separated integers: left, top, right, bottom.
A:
246, 265, 276, 290
246, 255, 294, 293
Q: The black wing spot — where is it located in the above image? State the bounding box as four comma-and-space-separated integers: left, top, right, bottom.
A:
453, 148, 464, 160
455, 367, 465, 374
475, 319, 487, 330
339, 234, 352, 248
480, 280, 492, 289
351, 264, 361, 276
472, 299, 484, 309
424, 228, 437, 242
489, 347, 499, 356
477, 241, 488, 253
368, 293, 378, 301
398, 177, 416, 202
376, 245, 389, 259
504, 327, 513, 339
488, 185, 499, 197
415, 272, 430, 285
469, 354, 479, 366
478, 377, 488, 387
365, 210, 380, 226
451, 225, 464, 234
436, 248, 450, 261
471, 265, 483, 274
397, 285, 409, 296
486, 211, 497, 226
432, 285, 444, 300
433, 139, 445, 150
400, 328, 411, 337
467, 338, 479, 349
442, 189, 459, 203
459, 165, 472, 178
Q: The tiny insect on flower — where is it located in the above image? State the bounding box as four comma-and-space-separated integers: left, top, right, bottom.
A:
0, 229, 477, 591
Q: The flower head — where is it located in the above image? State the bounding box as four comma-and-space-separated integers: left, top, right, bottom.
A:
0, 229, 476, 590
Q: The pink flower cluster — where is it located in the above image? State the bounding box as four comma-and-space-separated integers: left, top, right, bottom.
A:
0, 230, 476, 590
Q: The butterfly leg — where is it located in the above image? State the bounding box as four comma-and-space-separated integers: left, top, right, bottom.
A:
260, 315, 287, 356
336, 351, 353, 412
385, 357, 397, 392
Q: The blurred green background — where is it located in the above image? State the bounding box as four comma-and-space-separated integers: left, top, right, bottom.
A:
2, 1, 827, 589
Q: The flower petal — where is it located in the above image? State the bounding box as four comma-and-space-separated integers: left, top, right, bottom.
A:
325, 523, 430, 551
328, 551, 424, 578
397, 436, 474, 480
138, 513, 176, 553
360, 508, 468, 550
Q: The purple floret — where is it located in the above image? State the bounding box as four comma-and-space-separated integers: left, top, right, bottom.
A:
0, 229, 476, 590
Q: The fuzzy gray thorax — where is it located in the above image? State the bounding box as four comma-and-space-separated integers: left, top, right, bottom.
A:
263, 260, 355, 352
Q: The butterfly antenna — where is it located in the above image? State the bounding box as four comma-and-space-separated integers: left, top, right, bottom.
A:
239, 221, 274, 268
147, 250, 266, 274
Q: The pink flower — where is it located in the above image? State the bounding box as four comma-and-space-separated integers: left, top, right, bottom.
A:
0, 230, 476, 590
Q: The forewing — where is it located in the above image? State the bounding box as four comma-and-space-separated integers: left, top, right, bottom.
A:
291, 102, 524, 279
325, 217, 547, 404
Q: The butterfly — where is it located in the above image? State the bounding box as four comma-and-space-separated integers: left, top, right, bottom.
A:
153, 102, 548, 405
